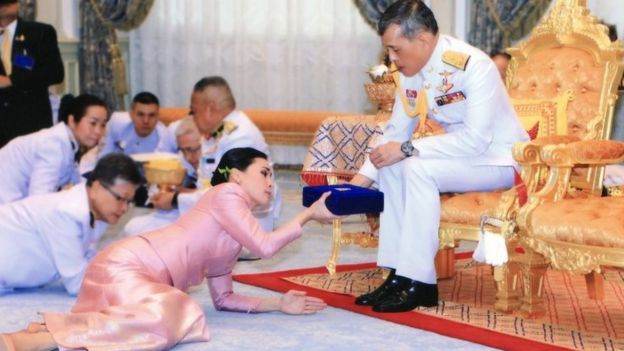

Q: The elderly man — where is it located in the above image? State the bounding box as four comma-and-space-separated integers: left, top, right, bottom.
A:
163, 77, 281, 230
350, 0, 528, 312
124, 116, 202, 235
125, 114, 281, 237
0, 153, 141, 295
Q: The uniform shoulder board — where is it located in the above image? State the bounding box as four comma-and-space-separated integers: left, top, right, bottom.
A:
442, 51, 470, 71
223, 121, 238, 134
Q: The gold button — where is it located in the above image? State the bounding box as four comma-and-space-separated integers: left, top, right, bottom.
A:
424, 83, 431, 89
432, 108, 439, 114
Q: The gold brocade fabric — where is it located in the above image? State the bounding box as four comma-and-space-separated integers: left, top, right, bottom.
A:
567, 140, 624, 161
509, 47, 605, 139
439, 191, 504, 225
530, 197, 624, 248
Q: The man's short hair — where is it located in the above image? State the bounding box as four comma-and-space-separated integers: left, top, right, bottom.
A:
378, 0, 438, 38
0, 0, 18, 5
192, 76, 236, 109
175, 116, 200, 139
87, 153, 142, 187
132, 91, 160, 107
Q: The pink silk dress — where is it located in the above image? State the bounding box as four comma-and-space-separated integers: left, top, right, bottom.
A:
43, 183, 303, 351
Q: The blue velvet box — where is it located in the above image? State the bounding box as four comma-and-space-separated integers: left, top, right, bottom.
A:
302, 184, 384, 215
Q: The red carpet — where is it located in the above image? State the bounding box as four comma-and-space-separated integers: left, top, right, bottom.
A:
234, 254, 624, 351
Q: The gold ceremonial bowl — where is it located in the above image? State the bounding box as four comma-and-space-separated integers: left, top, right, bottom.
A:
144, 159, 186, 188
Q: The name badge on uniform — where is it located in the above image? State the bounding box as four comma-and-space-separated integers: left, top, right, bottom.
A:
14, 54, 34, 70
434, 91, 466, 107
405, 89, 417, 108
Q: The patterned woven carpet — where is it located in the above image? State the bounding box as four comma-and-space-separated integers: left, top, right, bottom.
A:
234, 255, 624, 351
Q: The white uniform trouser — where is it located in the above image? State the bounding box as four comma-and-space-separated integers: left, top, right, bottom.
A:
377, 157, 514, 284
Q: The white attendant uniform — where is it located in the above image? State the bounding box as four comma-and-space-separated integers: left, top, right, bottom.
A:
0, 182, 108, 295
99, 111, 170, 157
0, 122, 81, 204
124, 110, 282, 235
358, 35, 529, 284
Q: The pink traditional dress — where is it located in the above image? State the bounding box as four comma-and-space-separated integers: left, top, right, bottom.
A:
43, 183, 303, 350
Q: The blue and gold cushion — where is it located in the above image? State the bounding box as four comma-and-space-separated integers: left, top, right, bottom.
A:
302, 184, 384, 215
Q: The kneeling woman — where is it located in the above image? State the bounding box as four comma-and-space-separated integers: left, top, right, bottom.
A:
0, 94, 108, 204
0, 147, 337, 351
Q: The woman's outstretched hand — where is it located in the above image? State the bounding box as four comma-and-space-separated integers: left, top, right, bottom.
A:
280, 290, 327, 315
308, 191, 340, 223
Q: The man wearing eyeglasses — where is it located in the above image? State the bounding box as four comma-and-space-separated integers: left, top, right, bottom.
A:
139, 77, 281, 236
124, 116, 202, 235
0, 153, 141, 295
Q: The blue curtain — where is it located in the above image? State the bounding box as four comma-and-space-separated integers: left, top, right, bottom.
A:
468, 0, 551, 55
79, 0, 153, 110
352, 0, 399, 31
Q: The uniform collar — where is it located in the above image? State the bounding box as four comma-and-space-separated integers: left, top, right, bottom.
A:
420, 34, 446, 77
210, 123, 225, 138
63, 122, 82, 162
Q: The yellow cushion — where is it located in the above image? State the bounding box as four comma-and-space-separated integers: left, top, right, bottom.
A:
530, 196, 624, 248
511, 90, 572, 139
440, 191, 504, 225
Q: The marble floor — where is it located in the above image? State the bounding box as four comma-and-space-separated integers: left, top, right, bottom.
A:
0, 170, 496, 350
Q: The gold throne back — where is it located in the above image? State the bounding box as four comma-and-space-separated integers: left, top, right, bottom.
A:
436, 0, 623, 281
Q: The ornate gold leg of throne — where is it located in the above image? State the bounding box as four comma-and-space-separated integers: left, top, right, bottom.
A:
517, 245, 549, 318
325, 175, 379, 275
493, 240, 522, 312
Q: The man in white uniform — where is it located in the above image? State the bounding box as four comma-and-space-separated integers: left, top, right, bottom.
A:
350, 0, 529, 312
123, 116, 202, 235
0, 153, 141, 295
125, 77, 281, 235
98, 92, 169, 157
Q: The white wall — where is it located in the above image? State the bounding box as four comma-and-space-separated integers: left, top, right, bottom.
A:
586, 0, 624, 41
38, 0, 620, 98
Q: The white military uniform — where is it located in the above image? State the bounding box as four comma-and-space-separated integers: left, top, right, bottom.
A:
358, 35, 529, 284
0, 122, 81, 204
124, 109, 282, 235
99, 111, 171, 157
0, 182, 108, 295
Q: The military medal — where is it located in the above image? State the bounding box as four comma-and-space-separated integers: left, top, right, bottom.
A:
437, 70, 454, 93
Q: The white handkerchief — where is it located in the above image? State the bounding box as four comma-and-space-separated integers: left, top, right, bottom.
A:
472, 230, 508, 266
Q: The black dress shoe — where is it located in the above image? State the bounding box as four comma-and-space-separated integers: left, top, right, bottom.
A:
355, 269, 408, 306
372, 279, 438, 313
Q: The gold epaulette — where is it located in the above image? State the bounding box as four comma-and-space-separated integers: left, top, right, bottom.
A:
223, 121, 238, 134
442, 50, 470, 71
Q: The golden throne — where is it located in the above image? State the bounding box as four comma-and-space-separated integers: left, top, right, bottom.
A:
435, 0, 623, 314
507, 0, 624, 315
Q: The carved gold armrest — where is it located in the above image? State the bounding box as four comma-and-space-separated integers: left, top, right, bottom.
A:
517, 141, 624, 228
549, 140, 624, 165
512, 135, 582, 193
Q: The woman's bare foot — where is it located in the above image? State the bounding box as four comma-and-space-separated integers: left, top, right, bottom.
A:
4, 331, 56, 351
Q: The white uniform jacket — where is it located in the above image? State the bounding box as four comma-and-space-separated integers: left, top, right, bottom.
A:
98, 112, 171, 157
0, 182, 108, 294
198, 110, 269, 182
0, 122, 81, 204
359, 34, 529, 181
